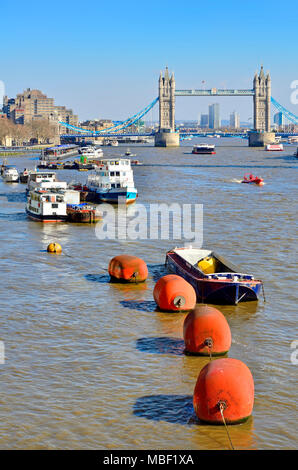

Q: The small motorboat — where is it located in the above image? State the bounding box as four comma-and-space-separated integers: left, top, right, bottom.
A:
66, 203, 102, 223
20, 168, 31, 183
265, 144, 283, 151
130, 160, 142, 166
241, 173, 264, 186
166, 246, 264, 305
122, 149, 137, 157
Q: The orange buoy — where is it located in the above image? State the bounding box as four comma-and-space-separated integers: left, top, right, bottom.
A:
183, 305, 231, 356
108, 255, 148, 283
193, 358, 254, 424
47, 243, 62, 254
153, 274, 196, 312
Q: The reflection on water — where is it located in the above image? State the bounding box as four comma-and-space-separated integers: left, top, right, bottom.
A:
0, 140, 297, 449
133, 394, 194, 425
136, 337, 185, 355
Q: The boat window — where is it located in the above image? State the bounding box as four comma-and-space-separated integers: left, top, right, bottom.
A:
111, 184, 115, 188
117, 183, 121, 188
115, 161, 119, 165
110, 172, 115, 176
110, 161, 114, 165
115, 172, 120, 176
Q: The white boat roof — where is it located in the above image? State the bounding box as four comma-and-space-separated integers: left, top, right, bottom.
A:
193, 144, 215, 148
172, 247, 212, 264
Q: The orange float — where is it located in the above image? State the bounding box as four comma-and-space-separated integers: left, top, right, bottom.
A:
108, 255, 148, 283
153, 274, 196, 312
193, 358, 254, 424
183, 305, 231, 356
47, 243, 62, 253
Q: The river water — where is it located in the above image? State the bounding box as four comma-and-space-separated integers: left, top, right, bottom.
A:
0, 138, 297, 450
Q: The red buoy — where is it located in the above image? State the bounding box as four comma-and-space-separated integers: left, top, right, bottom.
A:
183, 305, 231, 356
153, 274, 196, 312
193, 358, 254, 424
108, 255, 148, 283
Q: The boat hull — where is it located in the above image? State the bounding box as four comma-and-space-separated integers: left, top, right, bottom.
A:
67, 207, 101, 223
166, 251, 262, 305
26, 208, 67, 223
89, 189, 137, 204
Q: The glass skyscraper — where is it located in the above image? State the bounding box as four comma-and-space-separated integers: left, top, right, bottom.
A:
208, 103, 220, 129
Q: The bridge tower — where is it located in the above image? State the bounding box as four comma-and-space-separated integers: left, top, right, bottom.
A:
249, 65, 275, 146
155, 67, 179, 147
253, 65, 271, 131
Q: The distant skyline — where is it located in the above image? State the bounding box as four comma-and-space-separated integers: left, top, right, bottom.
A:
1, 0, 298, 122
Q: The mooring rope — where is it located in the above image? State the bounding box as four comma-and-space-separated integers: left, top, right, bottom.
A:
218, 401, 235, 451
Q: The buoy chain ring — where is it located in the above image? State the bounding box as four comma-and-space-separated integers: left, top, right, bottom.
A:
204, 337, 213, 349
173, 296, 186, 308
217, 400, 227, 411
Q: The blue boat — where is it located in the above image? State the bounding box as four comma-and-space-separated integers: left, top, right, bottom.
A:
166, 247, 263, 305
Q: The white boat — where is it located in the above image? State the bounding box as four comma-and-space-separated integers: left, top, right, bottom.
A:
2, 166, 19, 182
265, 144, 284, 151
192, 144, 216, 154
110, 140, 119, 147
27, 171, 59, 192
26, 188, 68, 222
80, 147, 103, 158
86, 158, 138, 204
288, 136, 298, 144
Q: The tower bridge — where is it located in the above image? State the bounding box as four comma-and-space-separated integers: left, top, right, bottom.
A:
156, 65, 272, 146
59, 66, 298, 147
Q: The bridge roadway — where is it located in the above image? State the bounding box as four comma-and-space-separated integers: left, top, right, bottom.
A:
175, 89, 255, 96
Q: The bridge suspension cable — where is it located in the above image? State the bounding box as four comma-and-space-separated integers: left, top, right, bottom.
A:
271, 97, 298, 125
59, 97, 159, 134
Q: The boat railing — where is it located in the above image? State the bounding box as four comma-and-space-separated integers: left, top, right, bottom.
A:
206, 273, 254, 280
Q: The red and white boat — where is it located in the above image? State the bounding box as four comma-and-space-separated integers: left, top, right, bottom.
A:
241, 173, 264, 186
265, 144, 283, 151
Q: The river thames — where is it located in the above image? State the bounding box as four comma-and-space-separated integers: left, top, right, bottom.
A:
0, 138, 297, 449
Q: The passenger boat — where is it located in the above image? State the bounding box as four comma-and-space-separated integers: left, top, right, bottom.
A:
265, 144, 283, 151
86, 158, 138, 204
288, 136, 298, 144
130, 160, 143, 166
165, 246, 263, 305
41, 144, 79, 160
2, 166, 19, 182
26, 188, 67, 222
241, 173, 264, 186
192, 144, 216, 154
66, 203, 102, 223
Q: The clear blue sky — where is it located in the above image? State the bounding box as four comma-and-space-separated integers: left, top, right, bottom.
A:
1, 0, 297, 122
